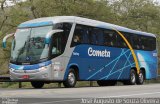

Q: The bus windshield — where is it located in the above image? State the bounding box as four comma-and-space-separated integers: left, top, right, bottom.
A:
11, 26, 53, 64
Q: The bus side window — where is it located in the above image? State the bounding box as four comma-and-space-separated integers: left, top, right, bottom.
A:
90, 28, 98, 45
125, 34, 131, 48
71, 24, 90, 47
141, 36, 147, 50
132, 35, 140, 50
51, 33, 62, 56
62, 23, 72, 51
117, 32, 127, 48
148, 38, 156, 51
139, 36, 156, 51
89, 28, 104, 45
71, 25, 82, 47
81, 27, 89, 44
97, 29, 104, 45
103, 30, 116, 47
73, 32, 82, 44
55, 23, 72, 51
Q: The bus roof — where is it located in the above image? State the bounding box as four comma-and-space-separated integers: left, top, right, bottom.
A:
18, 16, 156, 37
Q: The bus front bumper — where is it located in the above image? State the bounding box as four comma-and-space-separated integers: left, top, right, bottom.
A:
9, 66, 53, 81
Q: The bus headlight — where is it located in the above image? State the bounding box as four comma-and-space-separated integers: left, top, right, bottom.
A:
10, 68, 15, 72
39, 66, 48, 71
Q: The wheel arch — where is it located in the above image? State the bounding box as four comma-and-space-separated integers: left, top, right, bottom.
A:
140, 67, 146, 80
131, 67, 137, 73
69, 65, 80, 80
131, 67, 146, 79
64, 64, 80, 80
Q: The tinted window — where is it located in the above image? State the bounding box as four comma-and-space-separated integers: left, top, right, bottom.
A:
131, 35, 156, 51
89, 28, 97, 44
89, 28, 104, 45
51, 32, 62, 56
103, 30, 117, 47
116, 32, 128, 48
148, 37, 156, 51
141, 37, 156, 51
132, 35, 141, 50
72, 24, 113, 47
50, 23, 72, 58
72, 24, 104, 47
71, 24, 156, 51
140, 36, 148, 50
71, 24, 89, 47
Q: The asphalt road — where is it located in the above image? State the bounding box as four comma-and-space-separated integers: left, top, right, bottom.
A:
0, 84, 160, 104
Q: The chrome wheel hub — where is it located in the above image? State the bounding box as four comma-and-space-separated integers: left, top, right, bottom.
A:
68, 72, 75, 85
139, 73, 144, 83
131, 73, 136, 83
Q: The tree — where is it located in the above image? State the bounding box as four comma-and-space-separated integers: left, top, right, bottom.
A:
111, 0, 160, 34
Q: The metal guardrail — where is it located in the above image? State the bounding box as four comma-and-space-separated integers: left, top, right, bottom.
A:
0, 75, 159, 88
0, 76, 22, 88
0, 76, 10, 82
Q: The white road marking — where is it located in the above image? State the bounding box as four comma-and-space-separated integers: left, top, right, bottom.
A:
26, 92, 160, 104
105, 92, 160, 98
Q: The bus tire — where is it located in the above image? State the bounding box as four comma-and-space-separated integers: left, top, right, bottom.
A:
123, 69, 136, 85
31, 81, 44, 88
63, 69, 77, 88
136, 70, 145, 85
97, 80, 117, 86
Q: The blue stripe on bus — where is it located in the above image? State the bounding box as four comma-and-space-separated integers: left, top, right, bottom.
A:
18, 21, 53, 28
9, 60, 52, 70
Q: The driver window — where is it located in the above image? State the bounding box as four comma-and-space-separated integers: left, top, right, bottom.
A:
50, 23, 72, 58
51, 33, 62, 55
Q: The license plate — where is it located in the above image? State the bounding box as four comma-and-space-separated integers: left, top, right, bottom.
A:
22, 75, 29, 79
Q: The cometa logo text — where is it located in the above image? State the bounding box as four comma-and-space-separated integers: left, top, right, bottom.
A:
88, 47, 111, 58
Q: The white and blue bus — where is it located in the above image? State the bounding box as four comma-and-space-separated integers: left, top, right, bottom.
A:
3, 16, 158, 88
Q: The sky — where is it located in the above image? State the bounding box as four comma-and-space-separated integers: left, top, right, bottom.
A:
154, 0, 160, 4
3, 0, 27, 7
155, 0, 160, 2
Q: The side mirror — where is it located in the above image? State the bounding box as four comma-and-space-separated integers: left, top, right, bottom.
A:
2, 33, 14, 48
45, 29, 63, 44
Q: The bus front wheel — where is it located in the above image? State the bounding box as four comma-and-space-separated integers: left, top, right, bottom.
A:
63, 69, 77, 88
31, 81, 44, 88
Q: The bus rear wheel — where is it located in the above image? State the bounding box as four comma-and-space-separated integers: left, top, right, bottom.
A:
136, 70, 145, 85
123, 69, 136, 85
31, 81, 44, 89
63, 69, 77, 88
97, 80, 117, 86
